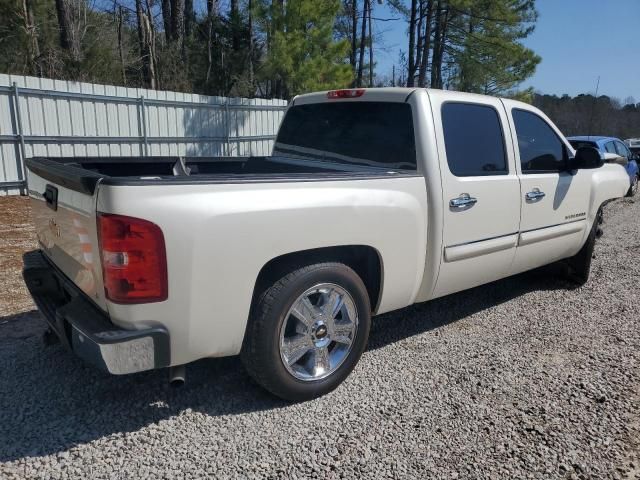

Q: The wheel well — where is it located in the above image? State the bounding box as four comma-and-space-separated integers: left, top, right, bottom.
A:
252, 246, 383, 313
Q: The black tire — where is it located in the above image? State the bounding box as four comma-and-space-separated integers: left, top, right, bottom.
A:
241, 262, 371, 401
626, 175, 639, 197
564, 209, 601, 286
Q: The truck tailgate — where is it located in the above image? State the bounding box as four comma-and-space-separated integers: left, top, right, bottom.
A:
27, 163, 106, 310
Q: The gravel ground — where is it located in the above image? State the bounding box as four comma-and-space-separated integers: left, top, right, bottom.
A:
0, 195, 639, 479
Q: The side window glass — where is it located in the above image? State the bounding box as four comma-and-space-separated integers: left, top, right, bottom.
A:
604, 142, 617, 154
614, 141, 629, 158
441, 103, 508, 177
512, 109, 566, 173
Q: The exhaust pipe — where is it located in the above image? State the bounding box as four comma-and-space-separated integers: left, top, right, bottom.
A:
168, 365, 186, 387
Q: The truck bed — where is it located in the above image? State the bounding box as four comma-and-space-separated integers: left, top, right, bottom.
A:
26, 156, 405, 195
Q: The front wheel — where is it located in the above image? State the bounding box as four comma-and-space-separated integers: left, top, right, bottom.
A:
627, 175, 638, 197
563, 208, 601, 285
241, 262, 371, 401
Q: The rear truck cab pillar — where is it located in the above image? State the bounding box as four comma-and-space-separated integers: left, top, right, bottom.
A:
22, 87, 629, 400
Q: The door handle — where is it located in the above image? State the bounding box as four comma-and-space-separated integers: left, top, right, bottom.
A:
525, 188, 545, 201
449, 193, 478, 209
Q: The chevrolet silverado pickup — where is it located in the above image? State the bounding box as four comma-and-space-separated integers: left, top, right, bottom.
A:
22, 88, 629, 401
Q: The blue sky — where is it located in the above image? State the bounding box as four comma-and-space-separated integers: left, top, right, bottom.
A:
374, 0, 640, 100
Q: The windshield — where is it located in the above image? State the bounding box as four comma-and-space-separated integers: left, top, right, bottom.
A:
274, 102, 417, 170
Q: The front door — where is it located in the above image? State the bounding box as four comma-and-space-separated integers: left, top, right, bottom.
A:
505, 106, 591, 274
428, 91, 521, 298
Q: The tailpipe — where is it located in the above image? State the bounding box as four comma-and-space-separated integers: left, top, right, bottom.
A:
168, 365, 186, 387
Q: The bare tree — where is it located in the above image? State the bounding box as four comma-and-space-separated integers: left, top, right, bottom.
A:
116, 5, 126, 84
368, 0, 373, 87
185, 0, 194, 37
55, 0, 86, 62
206, 0, 218, 85
169, 0, 185, 44
406, 0, 417, 86
356, 0, 368, 87
136, 0, 157, 88
417, 0, 433, 87
161, 0, 171, 40
20, 0, 41, 76
350, 0, 357, 75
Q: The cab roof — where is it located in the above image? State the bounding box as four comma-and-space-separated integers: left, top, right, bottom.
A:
292, 87, 517, 105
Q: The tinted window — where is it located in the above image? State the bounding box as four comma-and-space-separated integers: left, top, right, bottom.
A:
614, 141, 630, 158
275, 102, 416, 170
512, 109, 566, 173
604, 141, 616, 154
441, 103, 507, 176
569, 140, 597, 150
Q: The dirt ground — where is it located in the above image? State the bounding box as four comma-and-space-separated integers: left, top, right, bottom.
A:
0, 196, 36, 318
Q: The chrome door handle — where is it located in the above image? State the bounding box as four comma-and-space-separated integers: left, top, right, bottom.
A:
449, 193, 478, 209
525, 188, 546, 201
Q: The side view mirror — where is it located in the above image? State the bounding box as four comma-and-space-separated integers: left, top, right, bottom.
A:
603, 152, 628, 166
569, 146, 604, 170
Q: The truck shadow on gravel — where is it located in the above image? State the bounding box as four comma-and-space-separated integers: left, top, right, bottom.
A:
0, 266, 568, 462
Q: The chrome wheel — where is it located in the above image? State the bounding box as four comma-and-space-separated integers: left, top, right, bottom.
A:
279, 283, 358, 381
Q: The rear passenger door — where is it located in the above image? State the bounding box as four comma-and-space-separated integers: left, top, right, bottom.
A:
428, 92, 521, 298
506, 106, 591, 274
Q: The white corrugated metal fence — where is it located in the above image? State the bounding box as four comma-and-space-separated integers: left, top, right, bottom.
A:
0, 74, 288, 195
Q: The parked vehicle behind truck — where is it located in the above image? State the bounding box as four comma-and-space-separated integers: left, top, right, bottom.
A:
568, 136, 639, 197
22, 88, 629, 401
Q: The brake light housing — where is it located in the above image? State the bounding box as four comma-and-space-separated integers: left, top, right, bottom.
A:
327, 89, 365, 99
98, 213, 168, 304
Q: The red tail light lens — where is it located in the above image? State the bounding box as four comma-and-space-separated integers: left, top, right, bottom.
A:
327, 89, 365, 99
98, 213, 168, 304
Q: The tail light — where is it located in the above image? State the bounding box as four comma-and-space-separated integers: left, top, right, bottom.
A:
327, 89, 365, 99
98, 213, 168, 304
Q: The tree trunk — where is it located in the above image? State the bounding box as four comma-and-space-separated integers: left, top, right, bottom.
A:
415, 1, 424, 84
206, 0, 218, 86
136, 0, 157, 89
430, 0, 443, 89
55, 0, 82, 61
185, 0, 194, 37
248, 0, 254, 87
230, 0, 239, 52
407, 0, 418, 87
356, 0, 367, 87
367, 0, 373, 87
417, 0, 433, 87
55, 0, 71, 50
161, 0, 171, 41
170, 0, 185, 44
433, 6, 450, 89
117, 6, 126, 85
350, 0, 357, 72
21, 0, 41, 76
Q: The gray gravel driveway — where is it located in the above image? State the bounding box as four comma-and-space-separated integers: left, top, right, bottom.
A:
0, 196, 639, 479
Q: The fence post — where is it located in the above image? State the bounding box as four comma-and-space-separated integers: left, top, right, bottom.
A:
11, 82, 28, 194
139, 95, 149, 156
223, 99, 231, 157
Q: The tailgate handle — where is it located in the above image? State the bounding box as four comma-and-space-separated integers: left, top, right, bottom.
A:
43, 185, 58, 211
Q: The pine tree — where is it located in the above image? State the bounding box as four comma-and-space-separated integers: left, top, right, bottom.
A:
256, 0, 353, 98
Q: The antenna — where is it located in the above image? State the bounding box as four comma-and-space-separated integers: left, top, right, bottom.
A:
587, 76, 600, 140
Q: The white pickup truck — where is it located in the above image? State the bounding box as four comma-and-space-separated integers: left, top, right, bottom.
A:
22, 88, 628, 401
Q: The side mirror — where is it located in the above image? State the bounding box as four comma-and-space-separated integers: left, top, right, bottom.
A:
603, 152, 628, 166
569, 146, 604, 170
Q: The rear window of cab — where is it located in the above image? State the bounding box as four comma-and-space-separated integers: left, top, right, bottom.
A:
275, 102, 417, 170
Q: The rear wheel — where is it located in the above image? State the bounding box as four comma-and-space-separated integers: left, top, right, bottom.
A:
241, 262, 371, 401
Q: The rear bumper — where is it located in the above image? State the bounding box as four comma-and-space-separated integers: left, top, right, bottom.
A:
22, 250, 170, 374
